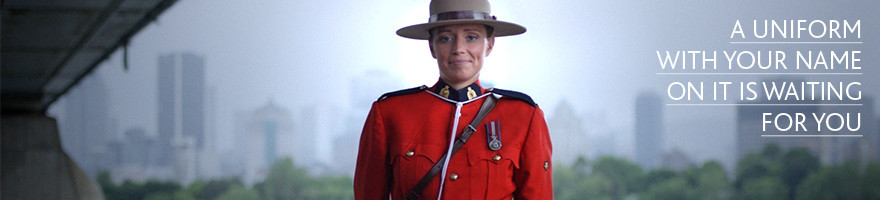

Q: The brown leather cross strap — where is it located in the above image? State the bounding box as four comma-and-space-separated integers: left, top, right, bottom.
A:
405, 95, 498, 200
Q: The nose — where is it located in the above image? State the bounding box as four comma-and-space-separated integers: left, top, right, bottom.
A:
452, 37, 466, 55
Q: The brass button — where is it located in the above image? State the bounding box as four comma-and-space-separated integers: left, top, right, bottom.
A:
405, 151, 414, 157
544, 161, 550, 170
492, 155, 502, 161
449, 174, 459, 181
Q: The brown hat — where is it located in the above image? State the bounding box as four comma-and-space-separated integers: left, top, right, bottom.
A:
396, 0, 526, 40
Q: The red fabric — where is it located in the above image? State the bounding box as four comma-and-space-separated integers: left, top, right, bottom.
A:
354, 85, 553, 200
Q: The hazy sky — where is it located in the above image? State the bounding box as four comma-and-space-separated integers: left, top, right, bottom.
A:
50, 0, 880, 169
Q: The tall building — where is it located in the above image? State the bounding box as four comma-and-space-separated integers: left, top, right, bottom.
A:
121, 128, 155, 167
60, 73, 112, 177
241, 100, 296, 185
109, 127, 164, 183
334, 70, 402, 176
736, 77, 821, 161
818, 96, 876, 164
157, 52, 206, 183
548, 99, 590, 164
635, 91, 663, 169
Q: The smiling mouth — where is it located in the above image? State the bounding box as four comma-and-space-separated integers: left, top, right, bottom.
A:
449, 60, 471, 65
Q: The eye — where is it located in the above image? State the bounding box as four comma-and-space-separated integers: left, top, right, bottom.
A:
466, 34, 479, 41
436, 35, 452, 43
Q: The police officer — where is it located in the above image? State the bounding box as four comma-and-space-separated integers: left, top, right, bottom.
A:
354, 0, 552, 199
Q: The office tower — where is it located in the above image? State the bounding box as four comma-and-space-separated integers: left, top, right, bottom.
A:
636, 91, 663, 169
61, 74, 111, 177
549, 99, 590, 165
736, 77, 821, 161
157, 52, 205, 165
242, 100, 295, 185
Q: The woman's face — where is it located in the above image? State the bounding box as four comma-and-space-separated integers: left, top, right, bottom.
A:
430, 24, 494, 87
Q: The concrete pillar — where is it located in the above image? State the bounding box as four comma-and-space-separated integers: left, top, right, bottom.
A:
2, 114, 104, 200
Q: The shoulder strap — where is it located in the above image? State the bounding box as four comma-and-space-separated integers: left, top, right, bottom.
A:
405, 95, 498, 200
490, 88, 537, 107
378, 85, 428, 101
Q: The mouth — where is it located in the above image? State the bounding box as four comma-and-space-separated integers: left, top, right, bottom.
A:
448, 60, 472, 65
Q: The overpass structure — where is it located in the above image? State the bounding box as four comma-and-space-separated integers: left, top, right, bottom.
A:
2, 0, 178, 199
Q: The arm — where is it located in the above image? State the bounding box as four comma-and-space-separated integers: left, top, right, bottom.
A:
354, 102, 391, 200
513, 106, 554, 199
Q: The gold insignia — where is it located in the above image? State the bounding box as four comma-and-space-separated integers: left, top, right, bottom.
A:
467, 87, 477, 100
544, 161, 550, 171
439, 86, 450, 98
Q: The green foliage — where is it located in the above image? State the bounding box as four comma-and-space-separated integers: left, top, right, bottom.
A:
795, 163, 861, 200
551, 144, 880, 200
553, 161, 616, 200
98, 171, 183, 200
736, 176, 787, 200
196, 179, 244, 200
644, 176, 690, 200
781, 148, 820, 199
692, 161, 730, 200
301, 175, 354, 200
260, 158, 309, 200
218, 186, 260, 200
98, 157, 353, 200
734, 145, 786, 190
257, 157, 354, 200
643, 168, 677, 188
862, 162, 880, 200
638, 161, 730, 200
590, 156, 644, 199
100, 144, 879, 200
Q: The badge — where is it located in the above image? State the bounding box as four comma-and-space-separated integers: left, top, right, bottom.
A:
486, 121, 502, 151
439, 85, 450, 98
466, 87, 477, 100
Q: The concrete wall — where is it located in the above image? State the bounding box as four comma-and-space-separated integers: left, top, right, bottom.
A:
2, 114, 104, 200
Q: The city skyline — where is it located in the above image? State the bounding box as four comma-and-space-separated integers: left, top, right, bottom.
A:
45, 0, 880, 183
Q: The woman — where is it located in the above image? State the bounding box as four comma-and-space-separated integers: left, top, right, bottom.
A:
354, 0, 553, 199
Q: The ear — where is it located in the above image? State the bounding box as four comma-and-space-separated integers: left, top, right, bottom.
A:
485, 36, 495, 57
429, 40, 437, 59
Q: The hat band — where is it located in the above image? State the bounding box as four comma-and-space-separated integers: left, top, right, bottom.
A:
429, 11, 495, 23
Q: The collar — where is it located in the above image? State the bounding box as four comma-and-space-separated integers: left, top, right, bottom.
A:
431, 79, 484, 102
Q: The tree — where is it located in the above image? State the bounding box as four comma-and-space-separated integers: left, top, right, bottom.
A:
643, 177, 690, 200
643, 169, 677, 191
102, 178, 181, 200
795, 163, 861, 200
734, 153, 770, 189
734, 145, 784, 191
217, 185, 259, 200
302, 175, 354, 200
196, 178, 244, 200
862, 162, 880, 200
736, 176, 787, 200
260, 158, 309, 200
781, 147, 819, 199
578, 173, 615, 200
590, 156, 644, 199
693, 161, 730, 200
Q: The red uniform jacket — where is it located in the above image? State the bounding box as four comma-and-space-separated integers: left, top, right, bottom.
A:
354, 81, 553, 200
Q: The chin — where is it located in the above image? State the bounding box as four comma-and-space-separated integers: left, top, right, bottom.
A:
452, 75, 478, 83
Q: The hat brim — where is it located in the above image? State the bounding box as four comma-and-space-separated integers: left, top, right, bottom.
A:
396, 19, 526, 40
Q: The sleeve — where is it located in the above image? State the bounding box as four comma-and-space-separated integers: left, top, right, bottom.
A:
354, 102, 391, 200
513, 106, 554, 199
